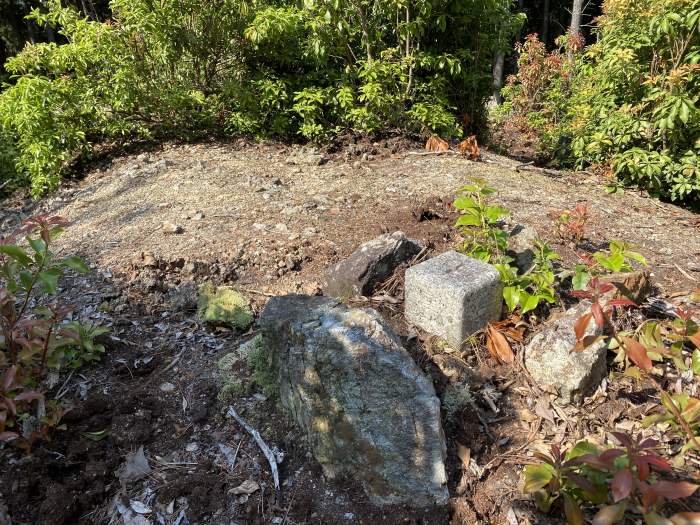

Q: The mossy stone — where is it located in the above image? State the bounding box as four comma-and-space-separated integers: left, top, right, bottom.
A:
197, 283, 253, 330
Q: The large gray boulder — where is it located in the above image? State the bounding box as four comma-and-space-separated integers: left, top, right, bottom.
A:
525, 301, 608, 405
404, 251, 502, 349
322, 231, 422, 299
259, 295, 448, 507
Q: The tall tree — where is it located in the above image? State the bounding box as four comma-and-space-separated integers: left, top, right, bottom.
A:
570, 0, 584, 35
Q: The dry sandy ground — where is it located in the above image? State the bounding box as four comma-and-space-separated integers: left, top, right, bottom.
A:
2, 141, 698, 294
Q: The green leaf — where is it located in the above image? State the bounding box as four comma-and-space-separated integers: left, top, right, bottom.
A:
61, 256, 89, 273
455, 214, 481, 227
0, 246, 32, 267
572, 269, 590, 291
692, 349, 700, 376
563, 492, 584, 525
82, 429, 109, 441
28, 238, 46, 254
38, 268, 62, 295
523, 463, 555, 493
503, 286, 519, 312
520, 292, 540, 314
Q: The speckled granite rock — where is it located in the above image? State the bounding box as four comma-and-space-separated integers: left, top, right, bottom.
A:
259, 294, 448, 507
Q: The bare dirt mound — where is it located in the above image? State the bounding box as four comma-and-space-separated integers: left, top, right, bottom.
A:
0, 142, 698, 525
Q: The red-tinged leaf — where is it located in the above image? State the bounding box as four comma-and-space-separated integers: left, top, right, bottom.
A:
580, 453, 614, 471
621, 337, 653, 373
690, 333, 700, 350
563, 492, 584, 525
639, 437, 660, 449
639, 453, 672, 473
611, 468, 633, 502
3, 397, 16, 417
635, 457, 651, 481
0, 431, 18, 442
611, 432, 634, 448
592, 502, 628, 525
566, 472, 597, 494
592, 301, 606, 329
571, 290, 593, 299
639, 481, 658, 512
670, 512, 700, 525
2, 365, 17, 391
573, 335, 606, 352
13, 390, 43, 403
650, 481, 699, 500
574, 312, 593, 341
600, 448, 626, 463
607, 298, 638, 308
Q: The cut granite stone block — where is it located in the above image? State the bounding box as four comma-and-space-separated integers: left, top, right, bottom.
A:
404, 251, 502, 348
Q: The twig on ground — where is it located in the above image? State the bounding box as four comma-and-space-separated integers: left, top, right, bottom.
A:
406, 150, 461, 156
227, 405, 280, 491
242, 288, 276, 297
674, 263, 697, 282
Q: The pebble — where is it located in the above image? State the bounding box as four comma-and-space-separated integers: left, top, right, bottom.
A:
159, 382, 176, 393
162, 222, 183, 234
185, 442, 199, 452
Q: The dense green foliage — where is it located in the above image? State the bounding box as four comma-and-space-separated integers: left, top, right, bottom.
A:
495, 0, 700, 205
0, 0, 521, 194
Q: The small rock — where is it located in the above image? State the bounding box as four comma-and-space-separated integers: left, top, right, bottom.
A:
162, 222, 183, 235
160, 382, 176, 393
285, 147, 328, 166
507, 224, 538, 274
525, 301, 607, 405
193, 211, 205, 220
274, 223, 289, 234
322, 231, 422, 299
116, 446, 152, 485
302, 227, 317, 238
229, 479, 260, 495
253, 223, 269, 232
404, 251, 502, 349
185, 443, 199, 452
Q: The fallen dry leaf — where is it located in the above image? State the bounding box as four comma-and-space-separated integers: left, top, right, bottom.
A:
425, 135, 449, 152
486, 324, 515, 364
457, 443, 470, 470
457, 135, 480, 160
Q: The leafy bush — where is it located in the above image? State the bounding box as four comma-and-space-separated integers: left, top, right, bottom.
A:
0, 215, 106, 449
0, 0, 522, 195
453, 179, 559, 315
495, 0, 700, 205
492, 33, 583, 163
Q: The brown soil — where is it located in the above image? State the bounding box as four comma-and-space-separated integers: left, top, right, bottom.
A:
0, 141, 698, 525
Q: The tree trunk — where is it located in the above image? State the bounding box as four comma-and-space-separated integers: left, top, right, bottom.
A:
541, 0, 550, 46
570, 0, 584, 36
492, 51, 505, 104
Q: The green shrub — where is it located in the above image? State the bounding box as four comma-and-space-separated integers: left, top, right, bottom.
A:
496, 0, 700, 205
0, 0, 522, 195
571, 0, 700, 204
